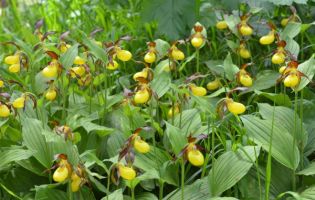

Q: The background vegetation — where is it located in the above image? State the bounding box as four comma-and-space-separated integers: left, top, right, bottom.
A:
1, 0, 315, 200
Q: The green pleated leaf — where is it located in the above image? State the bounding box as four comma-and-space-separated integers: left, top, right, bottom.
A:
151, 72, 171, 98
241, 115, 300, 170
136, 192, 158, 200
81, 33, 107, 63
209, 146, 260, 196
155, 39, 170, 61
59, 43, 79, 69
22, 118, 80, 168
297, 162, 315, 176
254, 90, 292, 107
172, 108, 202, 136
244, 70, 278, 93
258, 103, 307, 145
284, 37, 300, 57
101, 189, 123, 200
165, 122, 187, 155
35, 188, 68, 200
280, 22, 301, 38
0, 148, 33, 170
294, 55, 315, 92
134, 146, 170, 171
166, 146, 259, 199
164, 178, 210, 200
223, 53, 239, 81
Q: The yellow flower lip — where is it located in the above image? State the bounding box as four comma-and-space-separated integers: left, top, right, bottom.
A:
53, 166, 69, 183
4, 55, 19, 65
134, 137, 150, 153
187, 149, 204, 167
106, 60, 119, 70
0, 104, 10, 118
117, 50, 132, 62
226, 99, 246, 115
134, 88, 150, 104
216, 21, 228, 30
171, 48, 185, 61
144, 52, 156, 63
118, 165, 136, 180
191, 36, 203, 48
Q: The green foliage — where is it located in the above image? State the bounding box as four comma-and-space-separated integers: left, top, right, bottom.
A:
1, 0, 315, 199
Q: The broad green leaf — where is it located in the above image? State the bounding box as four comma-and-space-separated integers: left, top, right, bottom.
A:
22, 118, 52, 168
154, 59, 171, 74
101, 189, 123, 200
258, 103, 307, 145
155, 39, 170, 61
136, 192, 158, 200
173, 109, 201, 136
226, 40, 239, 53
284, 37, 300, 57
22, 118, 80, 168
165, 122, 187, 155
254, 90, 292, 107
267, 0, 307, 5
82, 121, 114, 137
166, 146, 259, 199
59, 43, 79, 69
35, 188, 67, 200
141, 0, 196, 40
280, 22, 301, 38
300, 186, 315, 199
241, 115, 299, 170
294, 55, 315, 92
225, 14, 240, 36
191, 95, 216, 115
134, 146, 170, 171
178, 52, 196, 72
204, 60, 225, 76
223, 53, 239, 81
199, 3, 217, 28
244, 70, 278, 93
151, 72, 171, 98
209, 146, 260, 196
301, 21, 315, 33
297, 162, 315, 176
165, 178, 210, 200
81, 33, 107, 63
0, 148, 33, 170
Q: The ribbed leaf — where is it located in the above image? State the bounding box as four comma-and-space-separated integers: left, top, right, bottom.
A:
245, 70, 278, 93
59, 43, 79, 69
165, 122, 187, 155
151, 72, 171, 98
297, 162, 315, 176
165, 178, 210, 200
155, 39, 170, 60
172, 108, 202, 136
22, 118, 80, 168
0, 148, 33, 170
280, 22, 301, 38
101, 189, 123, 200
295, 55, 315, 92
241, 115, 300, 169
258, 103, 307, 145
81, 33, 107, 63
136, 192, 158, 200
254, 90, 292, 107
223, 53, 239, 81
166, 146, 259, 199
35, 188, 67, 200
209, 146, 260, 196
